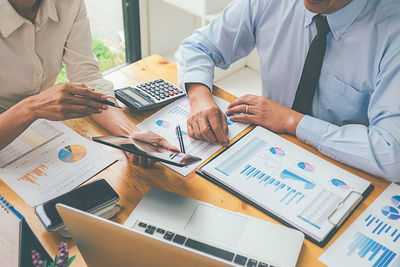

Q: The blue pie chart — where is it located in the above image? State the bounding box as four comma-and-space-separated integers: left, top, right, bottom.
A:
392, 195, 400, 209
381, 206, 400, 220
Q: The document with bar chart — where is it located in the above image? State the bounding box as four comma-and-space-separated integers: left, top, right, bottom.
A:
0, 119, 117, 206
137, 96, 249, 176
198, 126, 373, 246
320, 183, 400, 267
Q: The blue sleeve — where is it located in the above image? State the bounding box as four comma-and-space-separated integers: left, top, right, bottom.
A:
175, 0, 268, 91
297, 28, 400, 182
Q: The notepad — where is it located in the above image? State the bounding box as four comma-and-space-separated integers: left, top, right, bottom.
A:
0, 196, 21, 266
0, 195, 51, 266
197, 126, 374, 247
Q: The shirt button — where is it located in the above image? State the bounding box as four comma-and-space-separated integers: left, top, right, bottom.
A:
335, 30, 340, 35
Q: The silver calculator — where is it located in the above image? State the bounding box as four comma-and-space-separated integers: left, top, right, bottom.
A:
115, 79, 185, 111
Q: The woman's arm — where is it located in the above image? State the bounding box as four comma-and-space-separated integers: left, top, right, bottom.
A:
0, 83, 107, 150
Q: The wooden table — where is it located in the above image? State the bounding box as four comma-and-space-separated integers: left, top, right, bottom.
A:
0, 55, 393, 267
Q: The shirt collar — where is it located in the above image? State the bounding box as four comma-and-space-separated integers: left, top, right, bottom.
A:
0, 0, 58, 38
304, 0, 368, 41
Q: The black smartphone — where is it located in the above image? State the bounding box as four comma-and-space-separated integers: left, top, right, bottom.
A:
92, 135, 202, 167
35, 179, 119, 231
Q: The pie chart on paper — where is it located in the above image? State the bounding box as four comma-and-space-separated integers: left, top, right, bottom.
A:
58, 145, 87, 163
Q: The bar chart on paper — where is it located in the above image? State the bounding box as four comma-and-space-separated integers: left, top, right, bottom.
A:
320, 183, 400, 267
200, 126, 372, 244
347, 232, 398, 267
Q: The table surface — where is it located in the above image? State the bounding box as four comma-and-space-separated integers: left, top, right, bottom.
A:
0, 55, 393, 267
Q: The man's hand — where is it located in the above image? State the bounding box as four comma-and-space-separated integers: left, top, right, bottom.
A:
187, 84, 229, 146
226, 94, 304, 135
125, 130, 180, 168
29, 83, 108, 121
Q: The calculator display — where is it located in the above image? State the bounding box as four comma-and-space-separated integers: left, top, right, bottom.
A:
125, 90, 150, 105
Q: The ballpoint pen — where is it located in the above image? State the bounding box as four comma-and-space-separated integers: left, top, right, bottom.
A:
175, 125, 186, 154
94, 98, 123, 109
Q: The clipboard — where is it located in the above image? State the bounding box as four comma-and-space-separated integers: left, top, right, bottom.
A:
196, 127, 374, 247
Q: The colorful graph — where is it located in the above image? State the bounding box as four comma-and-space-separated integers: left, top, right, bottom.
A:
156, 120, 170, 128
331, 178, 350, 189
392, 196, 400, 209
270, 147, 285, 157
17, 164, 48, 186
347, 232, 397, 267
214, 137, 267, 176
58, 145, 87, 163
235, 164, 305, 205
280, 169, 316, 190
297, 162, 315, 172
381, 206, 400, 220
364, 214, 400, 242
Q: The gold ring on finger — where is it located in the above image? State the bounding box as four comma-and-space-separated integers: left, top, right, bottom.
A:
245, 104, 249, 114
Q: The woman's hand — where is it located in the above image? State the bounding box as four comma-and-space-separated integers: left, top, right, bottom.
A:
29, 83, 109, 121
125, 130, 180, 168
226, 94, 304, 135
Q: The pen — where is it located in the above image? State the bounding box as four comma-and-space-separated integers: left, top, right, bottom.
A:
94, 98, 123, 109
175, 125, 186, 154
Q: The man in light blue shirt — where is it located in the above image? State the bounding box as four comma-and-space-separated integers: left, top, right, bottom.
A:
175, 0, 400, 182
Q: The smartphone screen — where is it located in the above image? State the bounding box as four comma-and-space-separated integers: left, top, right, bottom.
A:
92, 136, 202, 167
35, 179, 119, 231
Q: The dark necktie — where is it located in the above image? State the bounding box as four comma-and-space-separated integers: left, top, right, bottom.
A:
292, 15, 331, 115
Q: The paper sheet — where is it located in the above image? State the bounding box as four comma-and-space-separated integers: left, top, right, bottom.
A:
0, 120, 117, 206
137, 96, 249, 176
200, 126, 371, 243
320, 183, 400, 267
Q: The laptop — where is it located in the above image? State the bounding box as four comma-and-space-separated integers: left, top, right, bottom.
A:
57, 188, 304, 267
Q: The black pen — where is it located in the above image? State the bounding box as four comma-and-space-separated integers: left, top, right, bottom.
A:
175, 125, 186, 154
94, 98, 123, 109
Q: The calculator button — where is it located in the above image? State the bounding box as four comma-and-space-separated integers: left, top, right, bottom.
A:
156, 79, 163, 83
160, 95, 165, 99
173, 90, 178, 94
168, 91, 174, 96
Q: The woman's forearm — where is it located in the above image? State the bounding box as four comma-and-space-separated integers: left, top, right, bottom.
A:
90, 99, 139, 136
0, 97, 37, 150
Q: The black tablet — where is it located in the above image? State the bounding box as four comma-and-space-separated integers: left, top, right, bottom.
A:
92, 135, 201, 167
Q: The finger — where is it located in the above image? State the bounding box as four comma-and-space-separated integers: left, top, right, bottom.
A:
130, 153, 139, 165
65, 95, 108, 110
198, 117, 217, 143
66, 85, 107, 101
159, 139, 180, 152
220, 110, 229, 139
187, 123, 194, 139
226, 104, 251, 115
229, 114, 258, 124
138, 156, 146, 166
146, 158, 156, 166
228, 95, 257, 109
191, 119, 202, 140
208, 112, 228, 145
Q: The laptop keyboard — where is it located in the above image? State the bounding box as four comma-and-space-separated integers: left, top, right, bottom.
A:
134, 221, 276, 267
